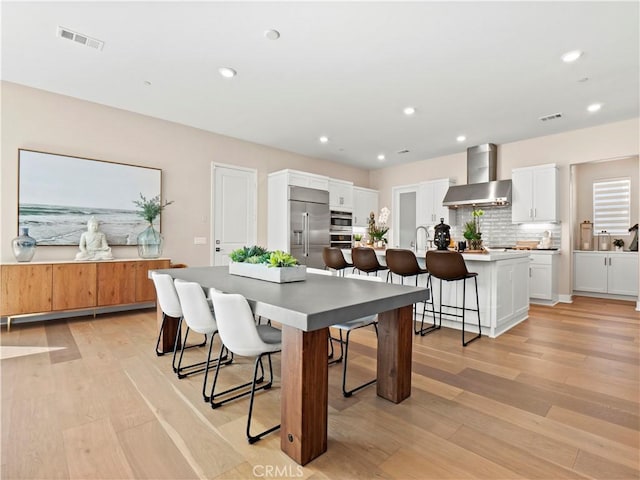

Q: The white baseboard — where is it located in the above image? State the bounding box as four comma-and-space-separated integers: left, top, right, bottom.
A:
636, 300, 640, 312
530, 299, 559, 307
558, 294, 573, 303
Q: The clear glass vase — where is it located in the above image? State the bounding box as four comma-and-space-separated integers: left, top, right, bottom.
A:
137, 225, 163, 259
12, 227, 37, 262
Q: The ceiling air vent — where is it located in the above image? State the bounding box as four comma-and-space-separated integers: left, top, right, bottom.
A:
538, 112, 563, 122
57, 26, 104, 51
396, 149, 410, 154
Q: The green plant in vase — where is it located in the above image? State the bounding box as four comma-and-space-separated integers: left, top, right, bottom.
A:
228, 246, 304, 283
228, 246, 299, 267
463, 209, 484, 250
229, 245, 270, 263
368, 207, 390, 246
133, 194, 174, 258
268, 250, 299, 267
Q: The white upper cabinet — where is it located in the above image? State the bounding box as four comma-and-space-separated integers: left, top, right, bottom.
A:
353, 187, 379, 227
512, 164, 558, 223
285, 170, 330, 191
418, 178, 453, 226
329, 179, 354, 211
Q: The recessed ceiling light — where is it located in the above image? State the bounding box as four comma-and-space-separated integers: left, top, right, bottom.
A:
403, 106, 416, 116
218, 67, 237, 78
561, 50, 583, 63
456, 135, 466, 142
264, 29, 280, 40
319, 136, 329, 144
587, 103, 602, 113
377, 154, 385, 161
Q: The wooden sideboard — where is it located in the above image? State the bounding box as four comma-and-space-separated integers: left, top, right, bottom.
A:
0, 258, 169, 328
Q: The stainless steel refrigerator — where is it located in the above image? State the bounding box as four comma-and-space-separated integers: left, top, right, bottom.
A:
289, 185, 330, 269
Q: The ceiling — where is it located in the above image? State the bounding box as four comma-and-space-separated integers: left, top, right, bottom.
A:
2, 1, 638, 170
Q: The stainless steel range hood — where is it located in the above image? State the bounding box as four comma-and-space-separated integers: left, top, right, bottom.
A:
442, 143, 512, 207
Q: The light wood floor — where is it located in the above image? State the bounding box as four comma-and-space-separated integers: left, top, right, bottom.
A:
1, 296, 638, 479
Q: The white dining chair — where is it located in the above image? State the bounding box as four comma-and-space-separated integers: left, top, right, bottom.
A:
209, 290, 282, 444
330, 273, 381, 397
151, 272, 207, 375
173, 280, 231, 401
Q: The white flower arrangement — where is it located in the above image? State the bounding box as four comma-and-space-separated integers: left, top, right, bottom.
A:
378, 207, 390, 226
369, 207, 391, 244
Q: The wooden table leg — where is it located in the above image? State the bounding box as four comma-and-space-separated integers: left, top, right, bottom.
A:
280, 326, 328, 465
376, 305, 413, 403
156, 303, 180, 354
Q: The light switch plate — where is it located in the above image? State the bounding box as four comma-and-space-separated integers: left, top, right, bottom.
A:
193, 237, 207, 245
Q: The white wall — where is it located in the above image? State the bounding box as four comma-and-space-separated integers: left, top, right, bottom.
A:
370, 118, 640, 300
0, 81, 369, 266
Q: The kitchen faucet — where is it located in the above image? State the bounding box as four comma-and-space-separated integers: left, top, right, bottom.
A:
415, 225, 429, 252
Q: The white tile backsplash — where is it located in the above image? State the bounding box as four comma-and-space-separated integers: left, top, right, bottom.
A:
443, 205, 561, 248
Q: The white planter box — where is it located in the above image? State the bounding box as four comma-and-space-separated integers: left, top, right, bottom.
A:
228, 262, 307, 283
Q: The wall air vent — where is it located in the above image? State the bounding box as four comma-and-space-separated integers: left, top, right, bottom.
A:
57, 26, 104, 51
538, 112, 563, 122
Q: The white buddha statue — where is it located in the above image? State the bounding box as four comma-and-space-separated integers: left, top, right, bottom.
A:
75, 216, 113, 261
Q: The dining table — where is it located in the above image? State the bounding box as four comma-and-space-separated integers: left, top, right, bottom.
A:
153, 265, 429, 465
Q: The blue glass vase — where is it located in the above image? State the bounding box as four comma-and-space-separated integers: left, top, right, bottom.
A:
137, 225, 163, 259
12, 227, 37, 262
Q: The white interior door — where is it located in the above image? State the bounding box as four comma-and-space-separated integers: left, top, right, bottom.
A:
212, 164, 257, 266
392, 184, 419, 248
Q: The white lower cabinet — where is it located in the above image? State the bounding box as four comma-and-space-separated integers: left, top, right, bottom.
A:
573, 251, 638, 297
529, 253, 558, 303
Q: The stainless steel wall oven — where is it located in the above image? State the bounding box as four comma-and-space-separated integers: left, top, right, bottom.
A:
330, 210, 353, 248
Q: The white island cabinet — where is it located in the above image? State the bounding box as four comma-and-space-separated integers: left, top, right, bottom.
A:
342, 249, 530, 338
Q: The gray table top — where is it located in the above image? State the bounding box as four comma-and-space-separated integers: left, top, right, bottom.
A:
154, 266, 429, 332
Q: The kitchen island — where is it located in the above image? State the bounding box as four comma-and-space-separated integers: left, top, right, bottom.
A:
343, 248, 530, 338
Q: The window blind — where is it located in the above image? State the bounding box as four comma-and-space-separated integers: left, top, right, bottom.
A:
593, 178, 630, 235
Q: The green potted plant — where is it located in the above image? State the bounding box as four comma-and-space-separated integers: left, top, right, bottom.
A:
133, 194, 174, 258
613, 238, 624, 251
463, 209, 484, 250
228, 246, 305, 283
229, 245, 270, 264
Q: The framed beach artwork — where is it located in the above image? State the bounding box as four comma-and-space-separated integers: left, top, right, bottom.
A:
18, 149, 162, 246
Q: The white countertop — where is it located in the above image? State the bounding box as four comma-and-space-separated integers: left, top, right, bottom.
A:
460, 250, 531, 261
344, 248, 531, 262
573, 250, 637, 254
487, 248, 561, 255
